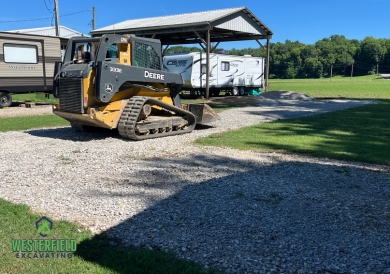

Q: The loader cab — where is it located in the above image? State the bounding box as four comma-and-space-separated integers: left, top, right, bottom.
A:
104, 43, 126, 65
96, 35, 163, 69
62, 35, 163, 67
62, 37, 100, 64
71, 42, 96, 63
133, 42, 161, 70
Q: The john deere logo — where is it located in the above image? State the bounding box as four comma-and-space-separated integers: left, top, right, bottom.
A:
35, 216, 53, 237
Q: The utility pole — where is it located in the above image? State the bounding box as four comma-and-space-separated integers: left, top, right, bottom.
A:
54, 0, 60, 36
330, 64, 333, 82
350, 61, 354, 80
377, 64, 379, 75
92, 7, 96, 30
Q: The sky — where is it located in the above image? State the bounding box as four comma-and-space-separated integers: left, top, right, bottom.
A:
1, 0, 389, 50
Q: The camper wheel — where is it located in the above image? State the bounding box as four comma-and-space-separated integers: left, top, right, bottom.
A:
232, 87, 239, 96
239, 87, 246, 96
0, 91, 12, 108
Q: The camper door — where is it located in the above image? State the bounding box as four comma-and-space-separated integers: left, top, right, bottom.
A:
245, 57, 265, 88
189, 53, 217, 88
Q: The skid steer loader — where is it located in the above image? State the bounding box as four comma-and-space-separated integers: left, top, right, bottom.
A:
52, 34, 219, 140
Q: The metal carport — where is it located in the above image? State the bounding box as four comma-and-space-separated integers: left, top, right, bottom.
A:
91, 6, 273, 99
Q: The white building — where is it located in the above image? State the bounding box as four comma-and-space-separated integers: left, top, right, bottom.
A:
7, 26, 88, 59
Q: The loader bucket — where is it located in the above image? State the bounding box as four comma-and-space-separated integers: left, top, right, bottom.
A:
182, 103, 220, 125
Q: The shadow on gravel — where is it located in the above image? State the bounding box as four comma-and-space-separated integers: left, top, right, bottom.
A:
27, 125, 218, 141
74, 233, 217, 274
74, 154, 390, 273
195, 124, 215, 130
27, 127, 122, 142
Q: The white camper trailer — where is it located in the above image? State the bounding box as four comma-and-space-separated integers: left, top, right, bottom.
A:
0, 31, 61, 107
163, 52, 264, 96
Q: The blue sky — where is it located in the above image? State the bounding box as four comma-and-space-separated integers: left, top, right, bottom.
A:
1, 0, 389, 49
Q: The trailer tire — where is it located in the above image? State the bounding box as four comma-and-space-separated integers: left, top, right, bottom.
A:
232, 87, 239, 96
239, 87, 246, 96
0, 92, 12, 108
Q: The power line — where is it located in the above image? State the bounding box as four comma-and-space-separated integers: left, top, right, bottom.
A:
44, 0, 54, 13
0, 10, 91, 23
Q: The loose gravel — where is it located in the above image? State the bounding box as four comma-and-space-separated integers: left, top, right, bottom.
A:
0, 104, 52, 118
1, 92, 389, 273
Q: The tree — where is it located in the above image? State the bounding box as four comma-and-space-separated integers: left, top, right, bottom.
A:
164, 46, 202, 54
313, 35, 358, 76
302, 57, 323, 78
354, 37, 385, 74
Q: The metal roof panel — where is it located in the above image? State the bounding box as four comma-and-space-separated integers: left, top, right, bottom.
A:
7, 26, 88, 38
93, 7, 258, 32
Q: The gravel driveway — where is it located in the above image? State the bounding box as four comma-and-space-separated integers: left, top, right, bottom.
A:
0, 104, 52, 118
1, 92, 389, 273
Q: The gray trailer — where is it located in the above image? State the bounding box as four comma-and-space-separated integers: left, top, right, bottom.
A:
0, 31, 61, 107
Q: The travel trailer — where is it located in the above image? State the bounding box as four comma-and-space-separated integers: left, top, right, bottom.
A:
0, 31, 61, 107
163, 52, 265, 96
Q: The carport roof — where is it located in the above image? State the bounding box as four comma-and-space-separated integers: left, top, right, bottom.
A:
91, 6, 273, 45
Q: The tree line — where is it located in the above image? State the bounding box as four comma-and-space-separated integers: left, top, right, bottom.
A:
165, 35, 390, 79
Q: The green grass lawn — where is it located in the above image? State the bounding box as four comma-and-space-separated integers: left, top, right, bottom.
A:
197, 76, 390, 165
11, 93, 59, 104
0, 199, 215, 274
268, 75, 390, 99
0, 115, 69, 132
196, 99, 390, 165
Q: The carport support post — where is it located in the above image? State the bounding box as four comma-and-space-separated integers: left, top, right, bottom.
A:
266, 37, 270, 92
257, 37, 271, 92
205, 30, 210, 99
194, 30, 210, 99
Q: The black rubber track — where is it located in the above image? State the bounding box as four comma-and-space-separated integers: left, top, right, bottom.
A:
118, 96, 196, 141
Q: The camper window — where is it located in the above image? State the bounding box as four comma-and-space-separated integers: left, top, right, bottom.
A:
3, 44, 38, 64
221, 61, 230, 71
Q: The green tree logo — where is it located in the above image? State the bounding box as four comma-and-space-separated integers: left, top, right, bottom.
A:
35, 217, 53, 237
